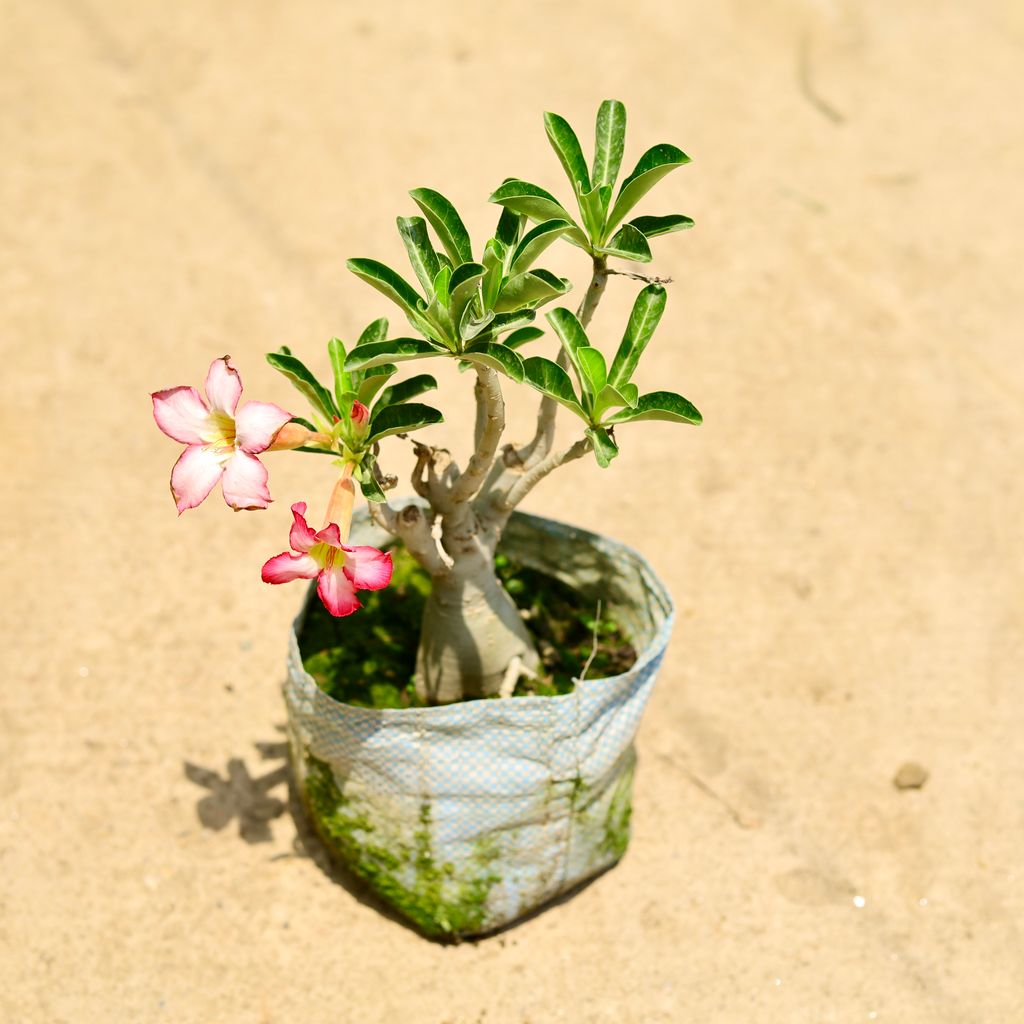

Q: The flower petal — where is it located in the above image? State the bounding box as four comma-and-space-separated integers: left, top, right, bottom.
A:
315, 523, 343, 547
152, 386, 212, 445
261, 551, 319, 584
234, 401, 293, 454
342, 545, 394, 591
221, 451, 271, 510
170, 444, 224, 513
317, 565, 361, 617
288, 502, 317, 554
205, 356, 243, 415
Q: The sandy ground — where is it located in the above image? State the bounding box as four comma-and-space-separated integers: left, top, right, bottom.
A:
3, 0, 1023, 1020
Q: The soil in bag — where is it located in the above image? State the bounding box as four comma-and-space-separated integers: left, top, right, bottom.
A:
298, 547, 637, 708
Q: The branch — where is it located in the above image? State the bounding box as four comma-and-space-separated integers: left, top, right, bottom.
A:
411, 442, 452, 510
576, 255, 609, 329
496, 437, 591, 512
368, 499, 398, 534
370, 500, 449, 577
450, 366, 505, 504
606, 268, 673, 286
517, 256, 609, 471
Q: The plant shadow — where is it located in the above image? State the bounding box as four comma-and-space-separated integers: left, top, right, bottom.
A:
182, 740, 289, 844
183, 723, 619, 944
182, 725, 423, 934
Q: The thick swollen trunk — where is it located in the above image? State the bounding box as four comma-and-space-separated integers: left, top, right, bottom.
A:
413, 506, 539, 704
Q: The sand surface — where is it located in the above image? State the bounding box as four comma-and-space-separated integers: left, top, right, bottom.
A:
3, 1, 1023, 1021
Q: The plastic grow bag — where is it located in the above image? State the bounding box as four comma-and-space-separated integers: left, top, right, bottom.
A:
284, 507, 674, 938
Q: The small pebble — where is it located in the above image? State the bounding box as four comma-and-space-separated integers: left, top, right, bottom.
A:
893, 762, 928, 790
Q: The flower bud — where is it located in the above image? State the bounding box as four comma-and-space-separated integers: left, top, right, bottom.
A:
267, 422, 331, 452
351, 401, 371, 430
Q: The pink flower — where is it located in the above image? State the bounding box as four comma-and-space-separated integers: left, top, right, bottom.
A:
152, 356, 292, 513
261, 502, 394, 617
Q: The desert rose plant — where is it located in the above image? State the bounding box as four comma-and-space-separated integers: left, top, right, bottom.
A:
152, 100, 701, 704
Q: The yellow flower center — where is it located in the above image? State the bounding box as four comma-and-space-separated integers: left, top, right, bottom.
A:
202, 410, 237, 461
310, 542, 346, 570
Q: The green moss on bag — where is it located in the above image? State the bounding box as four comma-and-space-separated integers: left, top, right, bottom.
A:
303, 753, 501, 938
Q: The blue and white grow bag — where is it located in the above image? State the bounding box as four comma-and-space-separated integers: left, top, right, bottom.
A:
285, 509, 674, 938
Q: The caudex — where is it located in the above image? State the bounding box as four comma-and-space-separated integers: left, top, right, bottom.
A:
151, 100, 701, 704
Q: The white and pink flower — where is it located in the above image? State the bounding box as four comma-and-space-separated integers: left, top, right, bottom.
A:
152, 356, 292, 513
261, 502, 393, 617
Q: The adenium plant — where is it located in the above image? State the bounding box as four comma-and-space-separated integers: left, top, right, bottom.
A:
151, 100, 701, 704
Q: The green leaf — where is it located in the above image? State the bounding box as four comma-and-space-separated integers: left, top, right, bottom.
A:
618, 381, 639, 406
423, 264, 456, 344
600, 222, 653, 263
375, 373, 437, 409
592, 382, 636, 420
409, 187, 473, 266
604, 390, 702, 425
509, 219, 572, 274
504, 326, 545, 350
327, 337, 350, 410
489, 180, 585, 243
344, 338, 443, 371
481, 237, 506, 310
606, 143, 691, 234
431, 264, 452, 306
459, 304, 495, 342
424, 265, 455, 343
630, 214, 694, 238
487, 310, 537, 337
494, 206, 523, 248
421, 301, 454, 350
357, 317, 389, 347
397, 216, 442, 294
461, 342, 525, 382
543, 111, 591, 196
367, 402, 444, 442
545, 306, 592, 388
266, 352, 338, 419
448, 262, 485, 341
576, 345, 608, 398
578, 183, 610, 241
295, 445, 340, 457
609, 284, 667, 387
357, 365, 398, 405
494, 269, 571, 312
355, 457, 387, 502
592, 99, 627, 189
289, 415, 316, 431
346, 259, 423, 317
585, 425, 619, 468
522, 356, 585, 418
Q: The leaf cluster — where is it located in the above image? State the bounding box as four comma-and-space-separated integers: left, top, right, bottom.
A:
345, 188, 578, 383
521, 284, 702, 467
271, 99, 701, 481
489, 100, 693, 264
266, 320, 443, 499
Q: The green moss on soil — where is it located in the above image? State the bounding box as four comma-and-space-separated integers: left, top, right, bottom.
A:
303, 752, 500, 938
299, 547, 636, 707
